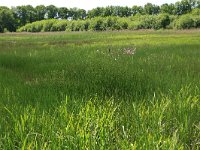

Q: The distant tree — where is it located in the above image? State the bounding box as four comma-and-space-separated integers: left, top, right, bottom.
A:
25, 5, 37, 23
12, 5, 36, 26
189, 0, 200, 8
132, 5, 144, 15
144, 3, 160, 15
103, 6, 113, 17
160, 3, 176, 14
174, 0, 192, 15
46, 5, 58, 19
197, 0, 200, 8
0, 6, 10, 10
87, 7, 104, 18
120, 6, 132, 17
77, 9, 87, 19
58, 7, 69, 19
35, 5, 46, 21
68, 8, 86, 20
0, 7, 16, 32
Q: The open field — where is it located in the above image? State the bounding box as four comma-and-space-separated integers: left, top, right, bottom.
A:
0, 30, 200, 149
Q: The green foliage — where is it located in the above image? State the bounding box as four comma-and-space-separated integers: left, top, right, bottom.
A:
2, 0, 200, 31
46, 5, 58, 19
12, 5, 37, 26
73, 20, 87, 31
174, 0, 192, 15
160, 3, 175, 15
154, 14, 171, 29
51, 20, 68, 31
35, 5, 46, 21
144, 3, 160, 15
191, 8, 200, 15
176, 14, 195, 29
41, 19, 57, 32
0, 7, 16, 32
193, 15, 200, 27
89, 17, 106, 31
18, 12, 200, 32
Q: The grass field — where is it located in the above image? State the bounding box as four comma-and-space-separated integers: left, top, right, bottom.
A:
0, 30, 200, 149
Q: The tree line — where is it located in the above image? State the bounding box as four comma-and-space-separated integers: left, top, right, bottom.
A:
1, 0, 200, 32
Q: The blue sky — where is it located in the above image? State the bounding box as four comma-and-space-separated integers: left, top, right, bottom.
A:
0, 0, 178, 10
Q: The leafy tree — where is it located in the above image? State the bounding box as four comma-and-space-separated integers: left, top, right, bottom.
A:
87, 7, 104, 18
68, 8, 86, 20
144, 3, 160, 15
160, 3, 176, 14
58, 7, 69, 19
103, 6, 113, 17
175, 0, 192, 15
190, 0, 200, 8
0, 7, 16, 32
12, 5, 36, 26
132, 6, 144, 15
12, 6, 28, 26
77, 9, 87, 19
46, 5, 58, 19
0, 6, 10, 10
35, 5, 46, 21
25, 5, 37, 23
120, 6, 132, 17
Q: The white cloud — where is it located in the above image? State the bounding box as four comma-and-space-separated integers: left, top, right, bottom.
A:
0, 0, 178, 10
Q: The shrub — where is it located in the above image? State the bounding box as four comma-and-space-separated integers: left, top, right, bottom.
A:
128, 21, 143, 30
175, 15, 194, 29
89, 17, 106, 31
17, 14, 200, 32
51, 20, 68, 31
154, 14, 170, 29
73, 20, 87, 31
65, 21, 75, 31
191, 8, 200, 15
118, 18, 129, 29
42, 19, 57, 32
192, 15, 200, 28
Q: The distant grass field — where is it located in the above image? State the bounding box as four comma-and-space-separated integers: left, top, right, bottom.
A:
0, 30, 199, 149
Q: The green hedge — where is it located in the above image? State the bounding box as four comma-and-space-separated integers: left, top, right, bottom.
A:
18, 14, 200, 32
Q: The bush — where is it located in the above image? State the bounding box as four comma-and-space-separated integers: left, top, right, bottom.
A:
175, 15, 194, 29
118, 18, 129, 29
42, 19, 57, 32
154, 14, 170, 29
73, 20, 87, 31
18, 21, 44, 32
128, 21, 143, 30
89, 17, 106, 31
104, 17, 121, 30
51, 20, 68, 31
191, 8, 200, 15
139, 15, 156, 29
192, 15, 200, 28
65, 21, 75, 31
17, 14, 200, 32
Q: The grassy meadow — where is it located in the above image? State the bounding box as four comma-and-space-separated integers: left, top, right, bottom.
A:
0, 30, 200, 149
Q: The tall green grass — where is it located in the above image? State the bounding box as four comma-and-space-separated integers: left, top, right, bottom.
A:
0, 30, 200, 149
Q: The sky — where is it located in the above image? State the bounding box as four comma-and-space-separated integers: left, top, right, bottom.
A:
0, 0, 178, 10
